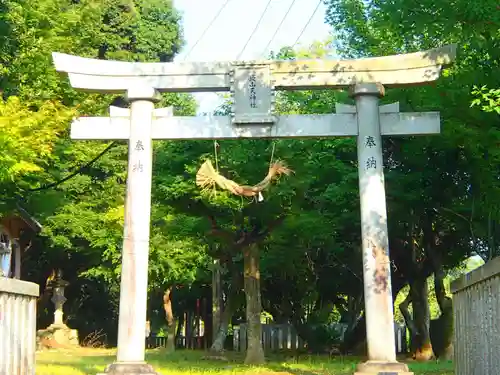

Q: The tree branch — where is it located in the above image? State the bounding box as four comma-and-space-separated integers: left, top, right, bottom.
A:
423, 211, 447, 313
234, 214, 286, 249
399, 292, 416, 335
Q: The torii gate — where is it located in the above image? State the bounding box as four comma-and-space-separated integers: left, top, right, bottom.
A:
52, 45, 456, 375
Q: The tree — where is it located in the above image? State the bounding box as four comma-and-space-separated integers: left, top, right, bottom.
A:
0, 0, 184, 101
472, 86, 500, 115
0, 0, 202, 345
324, 0, 500, 358
154, 134, 297, 363
0, 97, 75, 205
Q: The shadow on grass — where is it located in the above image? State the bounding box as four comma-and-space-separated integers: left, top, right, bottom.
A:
36, 349, 454, 375
36, 350, 114, 375
148, 350, 360, 375
147, 351, 453, 375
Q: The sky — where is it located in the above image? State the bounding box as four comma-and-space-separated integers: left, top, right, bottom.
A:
172, 0, 331, 114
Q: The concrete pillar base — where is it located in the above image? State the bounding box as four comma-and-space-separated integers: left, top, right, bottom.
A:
354, 360, 413, 375
97, 362, 159, 375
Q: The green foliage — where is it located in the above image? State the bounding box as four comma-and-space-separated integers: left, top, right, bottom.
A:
324, 0, 500, 263
471, 86, 500, 114
0, 0, 201, 344
0, 0, 184, 102
0, 97, 75, 193
1, 0, 498, 354
322, 0, 500, 353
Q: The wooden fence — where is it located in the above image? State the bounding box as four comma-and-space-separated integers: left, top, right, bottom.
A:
0, 277, 39, 375
234, 323, 306, 352
451, 256, 500, 375
233, 323, 407, 354
396, 324, 408, 354
147, 321, 407, 354
146, 310, 208, 350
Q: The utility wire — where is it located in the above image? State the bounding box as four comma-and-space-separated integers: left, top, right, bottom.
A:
27, 142, 117, 193
292, 0, 322, 48
182, 0, 231, 61
181, 0, 231, 115
8, 141, 117, 211
236, 0, 273, 60
260, 0, 297, 58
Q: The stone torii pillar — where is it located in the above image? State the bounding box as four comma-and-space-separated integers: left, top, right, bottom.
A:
52, 45, 455, 375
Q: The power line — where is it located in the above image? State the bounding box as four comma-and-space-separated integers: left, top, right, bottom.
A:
27, 142, 117, 193
292, 0, 322, 48
260, 0, 297, 58
182, 0, 231, 61
237, 0, 273, 60
8, 141, 117, 213
181, 0, 231, 115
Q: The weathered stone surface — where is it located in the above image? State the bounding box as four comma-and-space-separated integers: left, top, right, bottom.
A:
97, 362, 159, 375
52, 45, 456, 93
37, 324, 79, 350
0, 277, 39, 297
354, 360, 413, 375
71, 111, 440, 141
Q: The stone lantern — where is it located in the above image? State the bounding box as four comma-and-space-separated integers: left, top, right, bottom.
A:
50, 269, 69, 327
37, 269, 79, 349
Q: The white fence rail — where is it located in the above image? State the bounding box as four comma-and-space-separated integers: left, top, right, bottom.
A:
0, 278, 39, 375
234, 323, 306, 352
233, 322, 407, 354
451, 256, 500, 375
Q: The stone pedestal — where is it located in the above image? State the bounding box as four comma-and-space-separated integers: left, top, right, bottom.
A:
97, 362, 159, 375
354, 360, 413, 375
37, 270, 79, 349
37, 323, 79, 349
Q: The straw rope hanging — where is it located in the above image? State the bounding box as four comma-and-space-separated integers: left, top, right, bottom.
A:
196, 142, 292, 198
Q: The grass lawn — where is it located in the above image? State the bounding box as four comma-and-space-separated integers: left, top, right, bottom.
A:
36, 348, 454, 375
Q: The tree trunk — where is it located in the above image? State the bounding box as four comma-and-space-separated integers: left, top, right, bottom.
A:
429, 297, 453, 360
163, 287, 176, 352
210, 253, 243, 354
175, 311, 184, 346
410, 277, 433, 360
243, 243, 265, 365
210, 292, 232, 353
399, 293, 416, 339
212, 258, 222, 343
400, 214, 434, 361
342, 295, 363, 331
424, 214, 454, 360
429, 253, 454, 360
341, 314, 366, 355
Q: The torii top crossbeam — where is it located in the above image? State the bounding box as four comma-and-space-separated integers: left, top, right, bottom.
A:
52, 45, 456, 93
